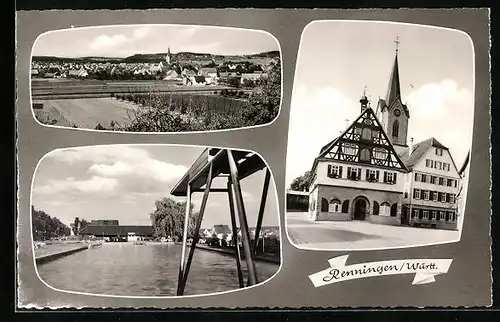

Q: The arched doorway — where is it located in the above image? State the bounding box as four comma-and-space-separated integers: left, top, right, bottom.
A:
352, 197, 369, 220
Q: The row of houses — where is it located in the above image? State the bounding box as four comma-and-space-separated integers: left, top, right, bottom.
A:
75, 219, 279, 243
31, 54, 271, 86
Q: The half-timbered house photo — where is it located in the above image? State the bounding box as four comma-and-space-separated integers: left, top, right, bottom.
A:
286, 21, 473, 250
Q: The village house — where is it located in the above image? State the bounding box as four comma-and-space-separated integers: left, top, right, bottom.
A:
240, 72, 268, 85
307, 49, 462, 230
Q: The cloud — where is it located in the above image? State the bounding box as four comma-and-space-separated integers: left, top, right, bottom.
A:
35, 176, 119, 195
404, 79, 473, 164
406, 79, 472, 121
37, 146, 190, 203
88, 160, 187, 183
47, 145, 153, 165
89, 34, 130, 51
132, 26, 153, 39
286, 85, 355, 186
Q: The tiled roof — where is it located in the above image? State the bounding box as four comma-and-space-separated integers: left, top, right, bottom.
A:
404, 137, 448, 170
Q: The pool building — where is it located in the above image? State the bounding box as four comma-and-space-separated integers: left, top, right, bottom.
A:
78, 219, 154, 242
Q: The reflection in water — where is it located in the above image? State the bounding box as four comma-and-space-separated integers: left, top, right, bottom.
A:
37, 243, 280, 296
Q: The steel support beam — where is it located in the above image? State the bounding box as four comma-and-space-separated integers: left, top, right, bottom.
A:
227, 181, 245, 288
177, 163, 214, 295
227, 150, 258, 286
177, 183, 191, 295
253, 168, 271, 256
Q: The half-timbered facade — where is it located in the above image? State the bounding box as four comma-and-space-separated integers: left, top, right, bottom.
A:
308, 103, 409, 226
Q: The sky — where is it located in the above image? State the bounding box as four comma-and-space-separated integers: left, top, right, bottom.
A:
32, 145, 279, 229
32, 25, 279, 58
286, 21, 474, 187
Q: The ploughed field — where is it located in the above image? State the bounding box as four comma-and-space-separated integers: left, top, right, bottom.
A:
31, 78, 252, 99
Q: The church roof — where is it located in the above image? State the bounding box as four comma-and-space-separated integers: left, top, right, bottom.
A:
376, 53, 410, 118
386, 54, 401, 106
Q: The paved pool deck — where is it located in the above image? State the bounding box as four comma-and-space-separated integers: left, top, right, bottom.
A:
35, 243, 89, 265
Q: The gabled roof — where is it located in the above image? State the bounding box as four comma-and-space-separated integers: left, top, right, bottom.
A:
311, 107, 409, 174
402, 137, 459, 174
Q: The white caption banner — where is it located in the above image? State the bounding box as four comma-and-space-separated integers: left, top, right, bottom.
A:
309, 255, 453, 287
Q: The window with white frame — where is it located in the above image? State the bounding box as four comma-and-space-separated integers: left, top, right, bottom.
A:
425, 159, 432, 167
440, 193, 446, 202
431, 211, 437, 220
435, 148, 443, 156
431, 176, 437, 184
436, 161, 442, 169
447, 178, 453, 186
421, 174, 427, 183
439, 177, 444, 185
347, 167, 361, 180
366, 169, 379, 182
329, 199, 341, 213
380, 202, 391, 216
415, 173, 421, 181
432, 191, 438, 201
439, 211, 446, 220
423, 190, 430, 200
327, 164, 342, 178
413, 189, 421, 199
423, 210, 429, 219
384, 171, 397, 184
412, 208, 419, 218
373, 147, 388, 160
342, 143, 358, 156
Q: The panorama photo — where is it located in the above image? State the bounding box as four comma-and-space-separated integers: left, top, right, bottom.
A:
31, 145, 280, 296
285, 21, 473, 250
30, 25, 281, 132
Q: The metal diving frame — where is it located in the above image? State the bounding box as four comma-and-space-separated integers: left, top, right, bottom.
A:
170, 148, 272, 296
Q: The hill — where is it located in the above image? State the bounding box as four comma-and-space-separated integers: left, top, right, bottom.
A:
32, 51, 280, 64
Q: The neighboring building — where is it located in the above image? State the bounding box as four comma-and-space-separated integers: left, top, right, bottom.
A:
213, 224, 231, 240
78, 219, 154, 242
399, 138, 461, 229
163, 69, 180, 80
305, 48, 462, 230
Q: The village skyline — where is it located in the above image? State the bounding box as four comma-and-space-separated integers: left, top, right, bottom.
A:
32, 25, 280, 58
286, 21, 474, 187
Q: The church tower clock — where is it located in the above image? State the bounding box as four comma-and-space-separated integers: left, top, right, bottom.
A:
376, 38, 410, 152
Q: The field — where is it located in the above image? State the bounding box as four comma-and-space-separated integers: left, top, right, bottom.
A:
33, 98, 139, 129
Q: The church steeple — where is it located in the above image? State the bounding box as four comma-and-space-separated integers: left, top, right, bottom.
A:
166, 47, 171, 65
385, 39, 401, 107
